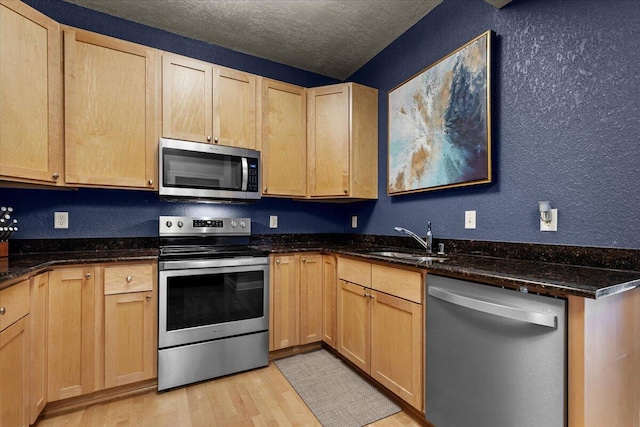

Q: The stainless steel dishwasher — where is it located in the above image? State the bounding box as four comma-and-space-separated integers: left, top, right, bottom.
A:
425, 274, 566, 427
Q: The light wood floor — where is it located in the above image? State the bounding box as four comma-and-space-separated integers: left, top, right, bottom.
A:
35, 362, 425, 427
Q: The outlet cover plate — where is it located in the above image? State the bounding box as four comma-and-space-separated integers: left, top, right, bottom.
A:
540, 209, 558, 232
465, 210, 476, 229
54, 212, 68, 229
351, 215, 358, 228
269, 215, 278, 229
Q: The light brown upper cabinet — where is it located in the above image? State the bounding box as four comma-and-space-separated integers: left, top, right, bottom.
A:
307, 83, 378, 200
64, 28, 157, 190
162, 53, 258, 150
0, 0, 63, 186
260, 78, 307, 197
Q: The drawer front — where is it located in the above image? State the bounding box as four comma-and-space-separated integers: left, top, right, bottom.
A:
337, 258, 371, 287
0, 279, 30, 331
371, 264, 423, 304
104, 264, 154, 295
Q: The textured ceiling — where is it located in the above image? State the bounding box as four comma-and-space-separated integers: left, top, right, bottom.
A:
62, 0, 444, 80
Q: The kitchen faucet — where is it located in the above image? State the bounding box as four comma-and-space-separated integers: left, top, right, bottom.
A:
395, 222, 433, 253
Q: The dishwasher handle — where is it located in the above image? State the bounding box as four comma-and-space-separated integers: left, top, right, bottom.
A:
428, 286, 557, 328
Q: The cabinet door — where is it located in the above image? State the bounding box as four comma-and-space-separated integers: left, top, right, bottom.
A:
261, 79, 307, 197
0, 316, 30, 427
161, 54, 212, 143
322, 255, 337, 348
336, 279, 370, 373
64, 28, 157, 189
307, 84, 350, 197
299, 254, 323, 345
104, 290, 156, 388
29, 272, 48, 423
213, 66, 257, 149
0, 0, 63, 185
47, 268, 97, 401
370, 290, 423, 410
270, 255, 299, 350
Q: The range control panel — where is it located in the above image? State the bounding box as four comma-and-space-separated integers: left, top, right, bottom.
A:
159, 216, 251, 236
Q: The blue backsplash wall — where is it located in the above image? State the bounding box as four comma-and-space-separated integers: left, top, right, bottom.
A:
2, 0, 639, 248
349, 0, 640, 249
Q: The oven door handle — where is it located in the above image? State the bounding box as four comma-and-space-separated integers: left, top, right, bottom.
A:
241, 157, 248, 191
160, 256, 269, 270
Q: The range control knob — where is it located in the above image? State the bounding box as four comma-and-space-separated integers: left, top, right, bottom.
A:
165, 221, 173, 228
177, 221, 184, 228
230, 220, 237, 228
240, 221, 246, 228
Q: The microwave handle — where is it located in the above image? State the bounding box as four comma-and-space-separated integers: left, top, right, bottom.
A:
241, 157, 248, 191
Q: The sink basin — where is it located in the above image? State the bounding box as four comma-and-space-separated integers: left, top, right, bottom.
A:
366, 251, 448, 263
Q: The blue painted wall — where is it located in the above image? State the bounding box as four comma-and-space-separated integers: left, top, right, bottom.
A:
349, 0, 640, 249
2, 0, 639, 249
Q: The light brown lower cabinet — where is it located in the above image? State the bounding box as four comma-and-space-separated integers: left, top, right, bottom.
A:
29, 272, 48, 423
0, 279, 31, 426
336, 258, 424, 411
270, 253, 325, 351
104, 263, 157, 388
321, 255, 337, 348
47, 267, 98, 401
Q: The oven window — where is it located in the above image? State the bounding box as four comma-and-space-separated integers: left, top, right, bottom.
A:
163, 148, 243, 191
166, 271, 264, 331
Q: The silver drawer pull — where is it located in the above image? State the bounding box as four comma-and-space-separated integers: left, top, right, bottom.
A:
126, 276, 133, 283
85, 273, 92, 279
428, 287, 557, 328
0, 307, 6, 315
146, 295, 152, 301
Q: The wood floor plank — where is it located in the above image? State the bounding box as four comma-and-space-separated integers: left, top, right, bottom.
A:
35, 362, 425, 427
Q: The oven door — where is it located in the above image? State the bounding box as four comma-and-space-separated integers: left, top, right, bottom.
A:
159, 259, 269, 349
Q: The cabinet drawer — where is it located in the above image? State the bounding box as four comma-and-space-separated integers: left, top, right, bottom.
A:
371, 264, 423, 304
337, 258, 371, 287
0, 279, 30, 331
104, 264, 153, 295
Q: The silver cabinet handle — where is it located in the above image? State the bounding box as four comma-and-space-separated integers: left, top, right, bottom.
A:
126, 275, 133, 283
302, 258, 307, 263
148, 179, 153, 185
0, 307, 5, 315
263, 187, 268, 193
369, 293, 375, 299
146, 295, 152, 301
85, 273, 92, 279
276, 259, 281, 265
207, 135, 212, 142
428, 287, 557, 328
214, 137, 219, 143
52, 173, 60, 180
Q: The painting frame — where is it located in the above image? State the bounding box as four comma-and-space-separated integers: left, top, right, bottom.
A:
387, 30, 493, 196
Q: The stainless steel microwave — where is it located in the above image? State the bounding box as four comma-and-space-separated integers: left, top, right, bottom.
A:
159, 138, 261, 202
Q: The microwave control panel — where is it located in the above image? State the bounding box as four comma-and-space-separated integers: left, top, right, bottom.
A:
247, 158, 259, 192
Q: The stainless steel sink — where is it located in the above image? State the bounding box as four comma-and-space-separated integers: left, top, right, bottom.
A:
366, 251, 448, 262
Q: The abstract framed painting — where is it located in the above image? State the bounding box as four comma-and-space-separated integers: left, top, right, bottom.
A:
388, 30, 493, 195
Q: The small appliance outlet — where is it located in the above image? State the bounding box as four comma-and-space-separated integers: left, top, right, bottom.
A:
54, 212, 69, 229
465, 210, 476, 229
540, 209, 558, 232
351, 215, 358, 229
269, 215, 278, 229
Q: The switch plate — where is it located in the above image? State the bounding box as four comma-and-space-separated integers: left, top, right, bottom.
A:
540, 209, 558, 232
269, 215, 278, 229
54, 212, 68, 229
351, 215, 358, 228
465, 210, 476, 229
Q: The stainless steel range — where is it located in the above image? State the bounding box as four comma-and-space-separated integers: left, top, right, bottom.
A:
157, 216, 269, 391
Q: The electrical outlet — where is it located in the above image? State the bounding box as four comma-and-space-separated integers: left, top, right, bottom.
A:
465, 210, 476, 229
351, 215, 358, 228
54, 211, 68, 229
269, 215, 278, 229
540, 209, 558, 232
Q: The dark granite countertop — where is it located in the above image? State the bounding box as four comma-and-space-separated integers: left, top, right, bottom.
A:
260, 242, 640, 299
2, 236, 639, 299
0, 248, 158, 291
